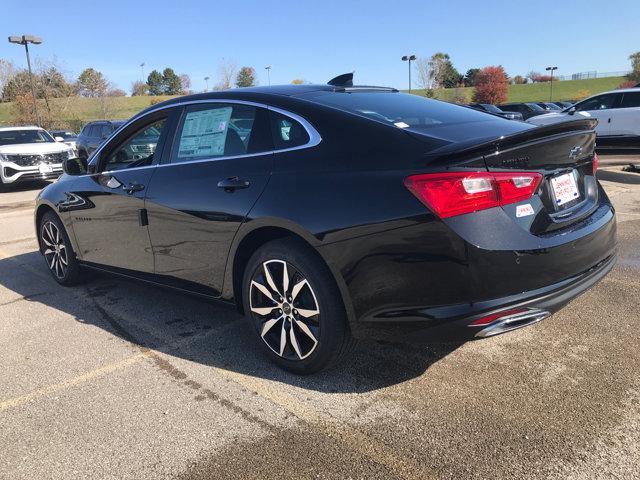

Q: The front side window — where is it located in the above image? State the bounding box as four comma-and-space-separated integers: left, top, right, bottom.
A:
88, 124, 101, 137
270, 111, 310, 149
576, 94, 617, 111
0, 129, 54, 146
173, 104, 271, 162
102, 119, 166, 171
619, 92, 640, 108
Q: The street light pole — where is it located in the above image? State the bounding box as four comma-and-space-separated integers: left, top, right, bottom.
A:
8, 35, 42, 126
265, 66, 271, 86
401, 55, 416, 93
140, 62, 145, 81
545, 66, 558, 101
204, 76, 210, 92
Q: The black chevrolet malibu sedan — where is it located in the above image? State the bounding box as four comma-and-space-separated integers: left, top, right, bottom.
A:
35, 75, 616, 373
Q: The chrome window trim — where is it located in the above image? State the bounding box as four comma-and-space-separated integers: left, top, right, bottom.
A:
91, 98, 321, 176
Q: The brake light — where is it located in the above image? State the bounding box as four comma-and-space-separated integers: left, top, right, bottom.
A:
470, 308, 528, 326
404, 171, 542, 218
593, 153, 598, 176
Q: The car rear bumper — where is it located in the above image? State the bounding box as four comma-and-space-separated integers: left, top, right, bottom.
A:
350, 252, 616, 343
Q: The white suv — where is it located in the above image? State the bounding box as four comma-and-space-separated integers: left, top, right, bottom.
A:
527, 88, 640, 149
0, 126, 74, 187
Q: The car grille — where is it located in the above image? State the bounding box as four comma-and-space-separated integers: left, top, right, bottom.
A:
4, 152, 67, 166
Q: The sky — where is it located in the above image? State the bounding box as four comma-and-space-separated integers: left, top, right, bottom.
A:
1, 0, 638, 93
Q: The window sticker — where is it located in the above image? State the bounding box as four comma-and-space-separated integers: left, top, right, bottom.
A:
178, 107, 233, 158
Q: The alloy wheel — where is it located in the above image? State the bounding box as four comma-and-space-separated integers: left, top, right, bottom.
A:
249, 259, 320, 360
41, 221, 68, 279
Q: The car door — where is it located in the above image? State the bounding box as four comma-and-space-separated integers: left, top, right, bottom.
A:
144, 102, 274, 296
609, 91, 640, 136
575, 93, 620, 136
68, 108, 178, 272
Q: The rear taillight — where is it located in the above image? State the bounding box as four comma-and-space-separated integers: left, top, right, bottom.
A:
404, 171, 542, 219
593, 152, 598, 176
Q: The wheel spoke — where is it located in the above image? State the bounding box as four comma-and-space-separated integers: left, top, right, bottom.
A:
291, 279, 307, 302
42, 237, 54, 247
289, 327, 302, 359
295, 320, 318, 344
251, 306, 276, 316
48, 253, 56, 269
296, 308, 319, 318
251, 280, 276, 303
278, 321, 287, 356
261, 316, 281, 337
263, 263, 280, 296
282, 262, 290, 296
44, 248, 55, 255
59, 253, 68, 266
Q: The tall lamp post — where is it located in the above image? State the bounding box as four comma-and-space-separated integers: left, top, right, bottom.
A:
204, 76, 210, 92
8, 35, 42, 126
546, 66, 558, 101
265, 65, 271, 86
140, 62, 145, 81
401, 55, 416, 93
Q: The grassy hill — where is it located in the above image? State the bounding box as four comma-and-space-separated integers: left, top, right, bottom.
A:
0, 95, 180, 129
0, 76, 627, 129
408, 76, 626, 103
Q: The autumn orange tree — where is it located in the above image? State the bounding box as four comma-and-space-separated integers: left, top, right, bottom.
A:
472, 66, 508, 104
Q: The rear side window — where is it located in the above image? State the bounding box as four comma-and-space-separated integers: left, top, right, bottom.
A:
619, 92, 640, 108
100, 125, 112, 138
270, 111, 310, 149
172, 103, 272, 162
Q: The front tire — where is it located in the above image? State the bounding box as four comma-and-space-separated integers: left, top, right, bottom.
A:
39, 211, 82, 286
242, 238, 353, 374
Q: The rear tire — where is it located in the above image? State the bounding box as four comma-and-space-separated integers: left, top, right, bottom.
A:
242, 237, 354, 374
39, 211, 82, 286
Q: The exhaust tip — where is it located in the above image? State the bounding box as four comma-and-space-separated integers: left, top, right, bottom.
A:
474, 309, 551, 338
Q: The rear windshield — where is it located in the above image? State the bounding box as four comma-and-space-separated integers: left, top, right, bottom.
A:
0, 129, 55, 146
304, 91, 498, 131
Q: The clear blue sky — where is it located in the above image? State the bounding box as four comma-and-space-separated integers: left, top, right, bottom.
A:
1, 0, 638, 93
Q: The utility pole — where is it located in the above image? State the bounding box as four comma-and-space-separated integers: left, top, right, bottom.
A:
265, 66, 271, 86
401, 55, 416, 93
8, 35, 42, 126
546, 66, 558, 101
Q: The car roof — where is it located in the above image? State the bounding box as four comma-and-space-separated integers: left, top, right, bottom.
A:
0, 125, 42, 132
134, 84, 398, 117
598, 87, 640, 95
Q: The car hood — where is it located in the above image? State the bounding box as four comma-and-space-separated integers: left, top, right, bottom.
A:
0, 142, 72, 155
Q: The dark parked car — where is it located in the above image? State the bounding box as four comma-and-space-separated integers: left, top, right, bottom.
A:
553, 101, 574, 109
76, 120, 125, 159
535, 102, 563, 112
498, 102, 547, 120
35, 75, 616, 373
467, 103, 524, 121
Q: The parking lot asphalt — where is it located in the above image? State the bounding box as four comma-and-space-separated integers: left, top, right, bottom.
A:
1, 158, 639, 480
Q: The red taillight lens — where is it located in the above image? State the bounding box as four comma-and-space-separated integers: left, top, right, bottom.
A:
404, 171, 542, 219
470, 308, 529, 326
593, 153, 598, 176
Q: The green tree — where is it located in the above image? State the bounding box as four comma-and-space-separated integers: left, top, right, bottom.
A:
627, 51, 640, 83
1, 71, 32, 102
162, 68, 182, 95
147, 70, 164, 95
77, 68, 108, 97
463, 68, 480, 87
429, 53, 462, 88
236, 67, 257, 87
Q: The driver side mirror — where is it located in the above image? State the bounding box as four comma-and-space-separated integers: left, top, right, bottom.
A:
62, 157, 88, 176
567, 106, 577, 115
54, 136, 64, 142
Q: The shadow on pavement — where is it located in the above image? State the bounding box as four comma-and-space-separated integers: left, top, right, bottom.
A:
599, 169, 640, 185
0, 180, 52, 193
0, 250, 461, 393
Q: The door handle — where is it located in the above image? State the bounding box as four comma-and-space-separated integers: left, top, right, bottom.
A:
217, 176, 250, 192
124, 183, 145, 195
